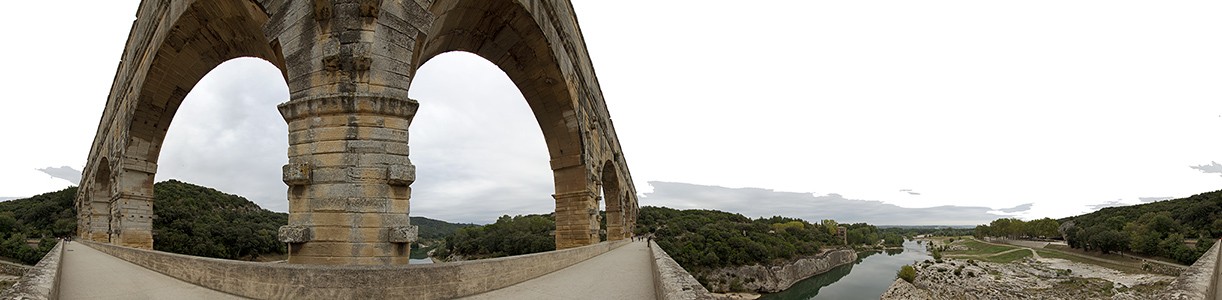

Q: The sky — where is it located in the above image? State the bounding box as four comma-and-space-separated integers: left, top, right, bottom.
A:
2, 1, 1222, 225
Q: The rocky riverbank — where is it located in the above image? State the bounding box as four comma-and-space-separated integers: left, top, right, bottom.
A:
881, 255, 1173, 299
700, 249, 857, 293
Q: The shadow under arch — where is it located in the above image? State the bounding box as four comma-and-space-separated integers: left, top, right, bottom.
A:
409, 0, 602, 249
77, 0, 286, 249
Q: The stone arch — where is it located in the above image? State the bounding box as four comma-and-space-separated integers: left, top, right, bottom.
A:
76, 0, 285, 249
406, 0, 603, 249
78, 157, 113, 242
600, 160, 626, 241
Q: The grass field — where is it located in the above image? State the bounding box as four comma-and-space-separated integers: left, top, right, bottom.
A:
983, 249, 1033, 263
946, 237, 1021, 256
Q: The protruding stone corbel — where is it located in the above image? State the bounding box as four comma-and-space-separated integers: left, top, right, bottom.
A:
387, 164, 416, 186
313, 0, 333, 20
388, 225, 418, 243
322, 55, 340, 72
279, 225, 312, 243
283, 163, 312, 186
354, 56, 372, 73
360, 0, 383, 18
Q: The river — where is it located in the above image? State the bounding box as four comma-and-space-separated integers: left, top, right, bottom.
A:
760, 239, 931, 300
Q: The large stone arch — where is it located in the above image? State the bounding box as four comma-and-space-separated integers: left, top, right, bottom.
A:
75, 0, 285, 249
600, 160, 626, 241
409, 0, 625, 249
77, 0, 640, 265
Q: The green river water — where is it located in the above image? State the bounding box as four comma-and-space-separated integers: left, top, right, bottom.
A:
760, 239, 932, 300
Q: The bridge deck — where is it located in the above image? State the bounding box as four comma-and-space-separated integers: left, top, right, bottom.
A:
463, 239, 657, 300
59, 242, 243, 299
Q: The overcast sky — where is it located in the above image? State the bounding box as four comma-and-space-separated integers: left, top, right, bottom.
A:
3, 1, 1222, 225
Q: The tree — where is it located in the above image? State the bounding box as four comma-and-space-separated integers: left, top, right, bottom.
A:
1026, 218, 1060, 239
1090, 230, 1129, 254
821, 219, 839, 236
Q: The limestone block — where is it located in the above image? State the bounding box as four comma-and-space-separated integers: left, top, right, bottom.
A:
279, 225, 312, 243
283, 163, 312, 185
388, 225, 418, 243
387, 163, 415, 186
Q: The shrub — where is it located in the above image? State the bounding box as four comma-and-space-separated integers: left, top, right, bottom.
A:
897, 265, 917, 283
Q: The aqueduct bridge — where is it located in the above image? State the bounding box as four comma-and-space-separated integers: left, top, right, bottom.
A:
76, 0, 638, 264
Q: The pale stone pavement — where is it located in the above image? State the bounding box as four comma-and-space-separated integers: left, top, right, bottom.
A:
58, 242, 244, 299
464, 239, 657, 300
54, 240, 655, 299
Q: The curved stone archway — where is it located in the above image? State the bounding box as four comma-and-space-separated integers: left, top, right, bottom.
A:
76, 0, 639, 265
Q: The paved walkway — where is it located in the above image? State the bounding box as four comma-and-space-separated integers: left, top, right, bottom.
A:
58, 242, 243, 300
463, 240, 657, 300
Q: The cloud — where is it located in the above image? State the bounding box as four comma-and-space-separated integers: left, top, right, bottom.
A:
998, 203, 1033, 213
1139, 197, 1172, 203
151, 53, 559, 224
1086, 199, 1127, 211
1190, 161, 1222, 176
641, 181, 1008, 225
37, 166, 81, 185
0, 197, 17, 202
154, 58, 292, 212
899, 189, 920, 195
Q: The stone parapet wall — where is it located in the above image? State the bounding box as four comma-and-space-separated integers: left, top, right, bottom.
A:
1167, 239, 1221, 300
648, 242, 713, 300
82, 240, 628, 299
1, 240, 64, 300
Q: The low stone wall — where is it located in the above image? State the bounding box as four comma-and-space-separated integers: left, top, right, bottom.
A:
0, 260, 32, 277
648, 241, 713, 300
1, 240, 64, 300
83, 240, 628, 299
702, 249, 857, 293
1166, 239, 1220, 300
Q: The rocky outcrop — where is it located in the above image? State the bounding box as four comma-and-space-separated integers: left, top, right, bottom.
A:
702, 249, 857, 293
880, 256, 1174, 300
0, 261, 31, 277
880, 278, 930, 299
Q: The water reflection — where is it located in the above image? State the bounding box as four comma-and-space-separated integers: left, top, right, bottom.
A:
760, 240, 931, 300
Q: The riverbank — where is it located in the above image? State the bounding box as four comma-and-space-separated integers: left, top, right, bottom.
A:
881, 255, 1173, 299
700, 249, 857, 293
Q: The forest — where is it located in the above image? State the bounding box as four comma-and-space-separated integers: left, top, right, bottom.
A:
974, 189, 1222, 265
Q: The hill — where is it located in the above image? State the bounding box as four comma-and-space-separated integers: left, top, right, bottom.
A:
1046, 189, 1222, 264
0, 180, 470, 264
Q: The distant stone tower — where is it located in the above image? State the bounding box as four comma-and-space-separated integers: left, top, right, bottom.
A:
75, 0, 639, 265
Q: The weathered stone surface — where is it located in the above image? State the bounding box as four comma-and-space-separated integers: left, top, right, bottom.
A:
282, 163, 312, 186
1166, 240, 1220, 299
278, 225, 312, 243
701, 249, 857, 293
388, 225, 418, 243
1, 240, 63, 300
880, 278, 930, 300
649, 242, 714, 300
0, 260, 31, 277
386, 164, 415, 186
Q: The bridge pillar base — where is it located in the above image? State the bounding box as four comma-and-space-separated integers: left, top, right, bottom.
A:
278, 95, 419, 265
